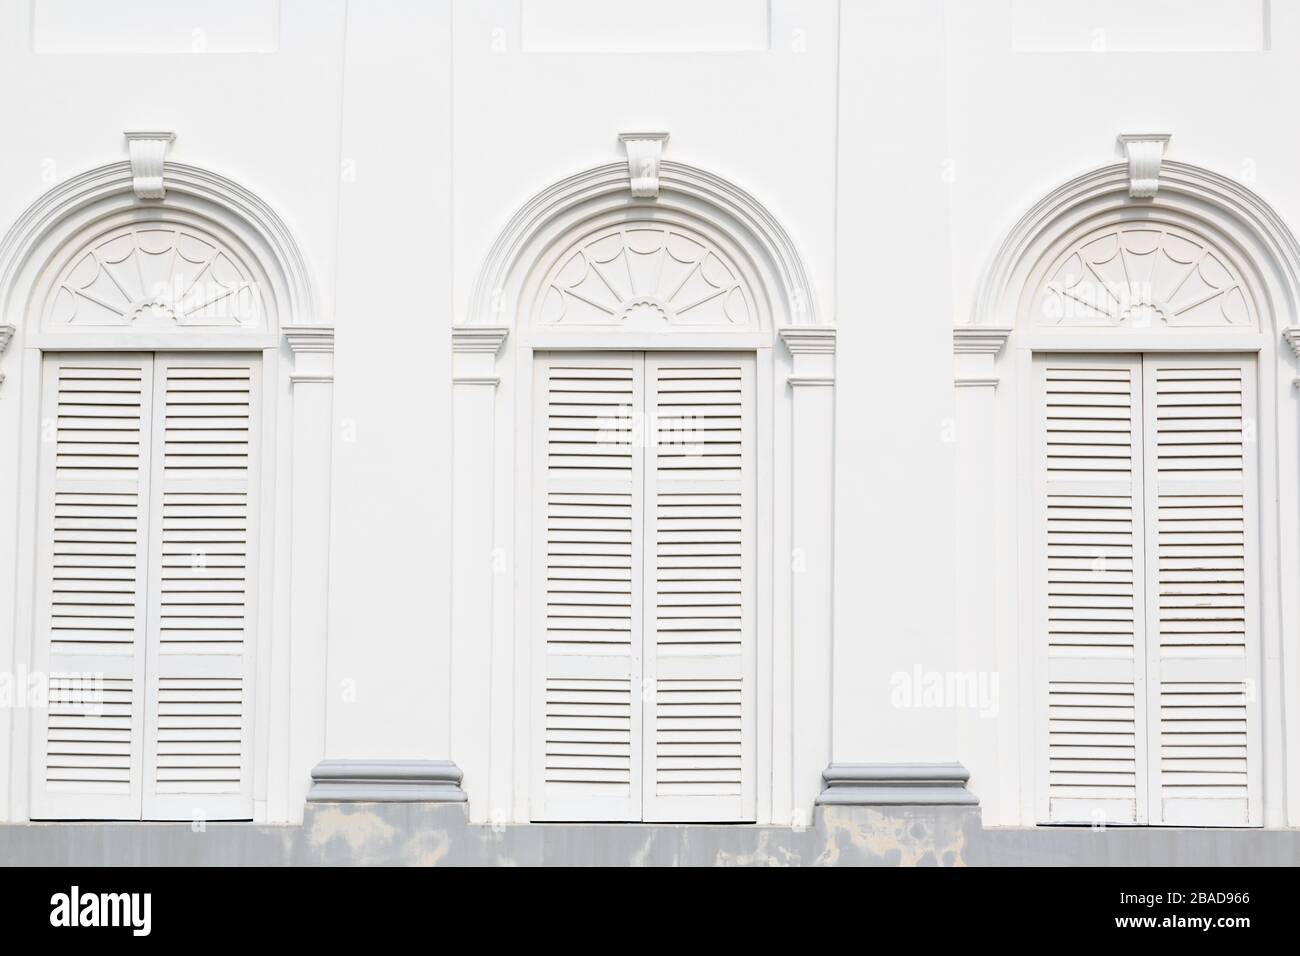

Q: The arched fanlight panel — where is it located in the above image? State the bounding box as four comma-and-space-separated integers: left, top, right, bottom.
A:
43, 219, 265, 330
467, 159, 822, 334
0, 159, 316, 342
535, 222, 759, 330
971, 159, 1300, 339
535, 222, 758, 329
1029, 222, 1256, 330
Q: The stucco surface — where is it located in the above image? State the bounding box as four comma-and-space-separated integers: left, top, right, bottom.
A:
3, 805, 1297, 866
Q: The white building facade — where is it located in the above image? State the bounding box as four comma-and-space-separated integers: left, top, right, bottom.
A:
2, 0, 1300, 864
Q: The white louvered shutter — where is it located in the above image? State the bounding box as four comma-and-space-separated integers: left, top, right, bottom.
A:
142, 353, 259, 820
31, 354, 154, 819
1035, 355, 1148, 825
642, 354, 755, 821
1141, 355, 1260, 826
531, 353, 644, 821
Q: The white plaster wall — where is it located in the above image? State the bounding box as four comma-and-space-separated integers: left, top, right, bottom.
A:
1, 0, 1296, 827
446, 0, 839, 817
832, 0, 1300, 825
0, 0, 348, 821
449, 0, 838, 324
832, 0, 967, 793
324, 2, 454, 762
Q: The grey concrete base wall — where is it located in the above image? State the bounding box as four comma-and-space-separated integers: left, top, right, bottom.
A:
4, 805, 1300, 865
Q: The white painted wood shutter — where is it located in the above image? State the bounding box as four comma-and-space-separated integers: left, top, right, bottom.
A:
642, 353, 755, 822
1140, 354, 1259, 826
141, 354, 259, 820
532, 353, 645, 821
531, 351, 755, 822
32, 354, 154, 819
1035, 353, 1260, 827
1035, 355, 1148, 825
32, 352, 259, 821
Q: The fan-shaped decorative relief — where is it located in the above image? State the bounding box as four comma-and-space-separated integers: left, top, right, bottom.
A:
536, 226, 754, 327
1034, 225, 1253, 328
46, 225, 260, 327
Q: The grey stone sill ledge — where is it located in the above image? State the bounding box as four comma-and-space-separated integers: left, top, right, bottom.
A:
302, 759, 981, 809
307, 759, 467, 803
816, 762, 980, 806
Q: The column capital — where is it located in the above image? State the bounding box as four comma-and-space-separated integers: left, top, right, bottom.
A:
284, 325, 335, 385
778, 325, 836, 354
453, 325, 508, 385
1283, 326, 1300, 358
952, 325, 1012, 355
452, 325, 509, 353
780, 325, 836, 387
1284, 327, 1300, 386
953, 325, 1012, 388
284, 325, 335, 353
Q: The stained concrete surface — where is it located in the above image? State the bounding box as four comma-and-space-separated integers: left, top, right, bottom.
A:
2, 804, 1297, 865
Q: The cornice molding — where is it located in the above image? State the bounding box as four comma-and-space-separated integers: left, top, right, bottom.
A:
778, 325, 836, 354
283, 325, 335, 353
468, 160, 821, 329
1117, 133, 1171, 199
307, 759, 467, 803
816, 762, 979, 807
124, 130, 175, 200
452, 325, 509, 353
953, 325, 1012, 355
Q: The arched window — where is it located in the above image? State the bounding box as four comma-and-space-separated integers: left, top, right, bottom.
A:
450, 153, 836, 825
0, 151, 328, 824
957, 152, 1300, 828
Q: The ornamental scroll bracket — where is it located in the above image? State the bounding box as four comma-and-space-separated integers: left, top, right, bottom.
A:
1117, 133, 1171, 199
125, 130, 176, 200
618, 131, 670, 199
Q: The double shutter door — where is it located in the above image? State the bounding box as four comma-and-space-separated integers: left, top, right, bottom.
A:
1036, 352, 1260, 826
532, 351, 755, 822
31, 352, 259, 820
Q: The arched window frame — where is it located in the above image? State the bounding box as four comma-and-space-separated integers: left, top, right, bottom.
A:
0, 156, 330, 824
450, 158, 837, 825
956, 156, 1300, 828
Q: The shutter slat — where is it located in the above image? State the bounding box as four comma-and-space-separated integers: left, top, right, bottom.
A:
1037, 354, 1261, 828
1038, 357, 1146, 824
142, 354, 259, 820
1144, 356, 1259, 826
532, 354, 644, 821
32, 355, 154, 820
642, 353, 754, 823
